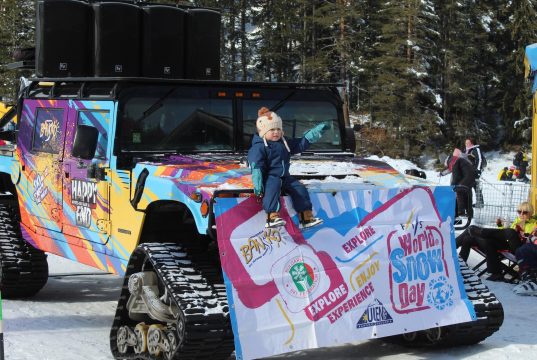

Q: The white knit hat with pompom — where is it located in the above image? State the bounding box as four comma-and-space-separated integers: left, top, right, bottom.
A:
256, 107, 289, 151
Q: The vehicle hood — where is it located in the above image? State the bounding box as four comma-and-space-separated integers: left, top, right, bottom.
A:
131, 154, 418, 201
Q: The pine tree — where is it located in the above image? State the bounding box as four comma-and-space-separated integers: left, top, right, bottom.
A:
350, 0, 383, 118
447, 0, 505, 148
464, 1, 507, 148
298, 1, 362, 125
365, 1, 441, 158
500, 0, 537, 144
250, 0, 303, 81
0, 0, 34, 101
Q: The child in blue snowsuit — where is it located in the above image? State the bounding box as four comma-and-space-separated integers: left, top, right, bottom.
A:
247, 107, 329, 228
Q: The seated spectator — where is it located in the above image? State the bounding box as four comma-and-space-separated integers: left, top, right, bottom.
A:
498, 166, 515, 181
498, 167, 508, 181
507, 166, 515, 181
455, 201, 537, 281
513, 240, 537, 296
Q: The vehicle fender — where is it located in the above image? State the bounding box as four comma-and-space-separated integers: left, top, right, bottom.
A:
133, 172, 210, 235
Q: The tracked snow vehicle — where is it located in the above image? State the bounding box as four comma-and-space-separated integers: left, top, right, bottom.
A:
0, 77, 504, 359
0, 1, 503, 359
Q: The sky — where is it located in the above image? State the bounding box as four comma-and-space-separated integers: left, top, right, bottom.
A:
2, 151, 536, 360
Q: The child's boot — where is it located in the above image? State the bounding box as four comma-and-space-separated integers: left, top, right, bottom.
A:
266, 212, 286, 228
300, 210, 323, 228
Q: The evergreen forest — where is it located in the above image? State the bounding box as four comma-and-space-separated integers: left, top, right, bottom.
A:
1, 0, 537, 160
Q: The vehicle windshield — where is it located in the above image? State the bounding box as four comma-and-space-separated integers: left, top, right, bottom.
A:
119, 86, 233, 152
118, 85, 342, 153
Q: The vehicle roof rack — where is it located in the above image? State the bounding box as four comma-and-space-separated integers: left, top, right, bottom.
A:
29, 76, 342, 88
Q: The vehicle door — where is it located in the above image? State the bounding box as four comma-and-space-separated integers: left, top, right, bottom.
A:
19, 100, 69, 235
61, 101, 113, 246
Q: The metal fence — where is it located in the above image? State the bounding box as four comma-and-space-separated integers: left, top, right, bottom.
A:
472, 180, 531, 228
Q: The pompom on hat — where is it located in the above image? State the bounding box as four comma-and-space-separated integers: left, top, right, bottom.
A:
256, 107, 290, 151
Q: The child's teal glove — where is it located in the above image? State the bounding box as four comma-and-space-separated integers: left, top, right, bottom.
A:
251, 167, 264, 196
304, 122, 330, 143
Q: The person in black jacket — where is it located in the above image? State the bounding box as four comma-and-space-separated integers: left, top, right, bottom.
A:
465, 137, 485, 207
440, 148, 476, 217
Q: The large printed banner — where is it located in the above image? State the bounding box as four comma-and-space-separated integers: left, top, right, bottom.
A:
214, 186, 475, 360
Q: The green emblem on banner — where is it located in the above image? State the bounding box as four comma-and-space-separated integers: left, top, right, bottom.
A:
290, 263, 313, 292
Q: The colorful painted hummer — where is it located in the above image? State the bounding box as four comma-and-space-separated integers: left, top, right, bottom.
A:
0, 78, 503, 360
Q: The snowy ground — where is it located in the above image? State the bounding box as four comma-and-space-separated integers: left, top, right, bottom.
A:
3, 151, 537, 360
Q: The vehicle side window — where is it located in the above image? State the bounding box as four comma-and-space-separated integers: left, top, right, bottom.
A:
121, 95, 233, 152
32, 108, 64, 153
77, 110, 109, 160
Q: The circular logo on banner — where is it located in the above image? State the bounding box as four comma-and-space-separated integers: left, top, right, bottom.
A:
427, 276, 454, 310
282, 256, 320, 298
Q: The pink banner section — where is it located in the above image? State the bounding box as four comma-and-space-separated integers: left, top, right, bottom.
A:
214, 186, 474, 360
215, 196, 346, 313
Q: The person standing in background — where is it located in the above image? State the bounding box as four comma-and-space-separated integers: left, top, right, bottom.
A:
465, 137, 486, 207
440, 148, 476, 218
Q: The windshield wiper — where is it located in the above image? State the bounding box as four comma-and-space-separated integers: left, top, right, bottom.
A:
270, 90, 296, 113
137, 87, 177, 123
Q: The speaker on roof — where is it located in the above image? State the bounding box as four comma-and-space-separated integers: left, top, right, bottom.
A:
185, 8, 221, 80
36, 0, 92, 78
93, 1, 141, 77
142, 5, 186, 78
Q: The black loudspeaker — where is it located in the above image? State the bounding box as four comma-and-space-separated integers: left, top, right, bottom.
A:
93, 1, 141, 77
142, 5, 186, 78
36, 0, 92, 77
185, 9, 221, 80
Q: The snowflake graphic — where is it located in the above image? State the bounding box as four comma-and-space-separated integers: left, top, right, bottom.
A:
427, 276, 454, 310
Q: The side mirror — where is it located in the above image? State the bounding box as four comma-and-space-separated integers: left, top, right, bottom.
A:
345, 127, 356, 154
72, 124, 98, 160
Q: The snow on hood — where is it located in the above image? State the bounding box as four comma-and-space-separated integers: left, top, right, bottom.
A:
137, 154, 425, 198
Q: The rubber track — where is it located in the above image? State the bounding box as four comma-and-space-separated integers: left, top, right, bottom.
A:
110, 243, 234, 360
0, 203, 48, 298
385, 258, 504, 347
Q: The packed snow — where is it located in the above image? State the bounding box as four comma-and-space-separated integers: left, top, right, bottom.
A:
2, 151, 537, 360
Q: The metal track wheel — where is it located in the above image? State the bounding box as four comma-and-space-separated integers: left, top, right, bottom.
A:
401, 331, 418, 342
117, 325, 136, 354
424, 327, 442, 342
134, 323, 149, 354
147, 324, 169, 357
165, 329, 178, 360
